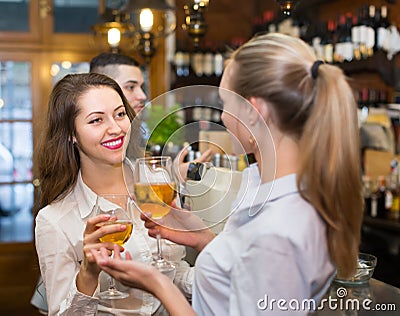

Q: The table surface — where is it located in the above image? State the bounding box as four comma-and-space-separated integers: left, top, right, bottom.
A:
315, 278, 400, 315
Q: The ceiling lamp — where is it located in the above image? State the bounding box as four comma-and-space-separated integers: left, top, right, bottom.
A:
92, 0, 176, 63
92, 9, 134, 54
183, 0, 210, 47
275, 0, 299, 16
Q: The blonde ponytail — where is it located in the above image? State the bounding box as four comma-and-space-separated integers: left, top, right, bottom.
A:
298, 63, 363, 278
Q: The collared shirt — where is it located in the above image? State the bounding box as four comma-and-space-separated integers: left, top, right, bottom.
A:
192, 173, 335, 316
35, 172, 192, 316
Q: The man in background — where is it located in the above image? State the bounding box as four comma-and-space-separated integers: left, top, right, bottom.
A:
90, 52, 147, 114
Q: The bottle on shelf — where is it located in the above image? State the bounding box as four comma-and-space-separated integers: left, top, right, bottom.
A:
352, 13, 362, 61
377, 5, 390, 51
362, 175, 372, 216
366, 5, 376, 58
312, 22, 324, 61
174, 50, 185, 77
376, 175, 388, 218
203, 41, 214, 77
370, 177, 379, 218
343, 12, 355, 62
334, 14, 345, 63
358, 5, 369, 59
252, 15, 264, 36
263, 10, 276, 34
191, 48, 204, 77
389, 159, 400, 220
174, 41, 191, 77
323, 20, 335, 63
214, 45, 224, 77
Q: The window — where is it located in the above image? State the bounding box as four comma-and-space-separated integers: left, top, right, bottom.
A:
0, 61, 33, 242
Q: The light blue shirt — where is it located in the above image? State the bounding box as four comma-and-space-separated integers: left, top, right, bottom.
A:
192, 173, 335, 316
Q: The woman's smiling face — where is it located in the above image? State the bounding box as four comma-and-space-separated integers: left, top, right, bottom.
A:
74, 86, 131, 168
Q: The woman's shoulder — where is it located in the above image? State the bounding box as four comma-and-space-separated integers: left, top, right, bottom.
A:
36, 190, 78, 224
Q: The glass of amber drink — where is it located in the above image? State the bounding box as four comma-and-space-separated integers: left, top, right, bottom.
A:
94, 194, 134, 300
133, 156, 176, 275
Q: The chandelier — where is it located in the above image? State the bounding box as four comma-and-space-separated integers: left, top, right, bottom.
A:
275, 0, 300, 16
92, 0, 176, 63
182, 0, 210, 47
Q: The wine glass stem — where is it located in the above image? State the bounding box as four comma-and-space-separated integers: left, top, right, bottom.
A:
156, 233, 164, 261
109, 275, 117, 292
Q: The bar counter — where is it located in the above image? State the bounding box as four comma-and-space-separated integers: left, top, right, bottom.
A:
315, 278, 400, 315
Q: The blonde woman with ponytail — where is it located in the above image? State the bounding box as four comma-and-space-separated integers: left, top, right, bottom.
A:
91, 33, 364, 316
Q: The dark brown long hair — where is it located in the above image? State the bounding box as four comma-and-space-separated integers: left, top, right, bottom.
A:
35, 73, 139, 210
229, 33, 363, 279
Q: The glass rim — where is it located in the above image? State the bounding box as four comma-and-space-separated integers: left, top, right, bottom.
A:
137, 156, 172, 161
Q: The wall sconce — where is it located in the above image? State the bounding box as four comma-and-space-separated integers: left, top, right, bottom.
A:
92, 0, 176, 63
183, 0, 210, 47
275, 0, 299, 16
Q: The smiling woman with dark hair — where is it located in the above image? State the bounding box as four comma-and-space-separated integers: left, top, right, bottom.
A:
34, 73, 192, 316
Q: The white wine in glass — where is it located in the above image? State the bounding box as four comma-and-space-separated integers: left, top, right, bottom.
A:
133, 156, 177, 274
94, 194, 133, 300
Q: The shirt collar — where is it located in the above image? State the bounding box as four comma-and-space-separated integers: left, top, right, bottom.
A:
236, 173, 299, 216
74, 171, 97, 219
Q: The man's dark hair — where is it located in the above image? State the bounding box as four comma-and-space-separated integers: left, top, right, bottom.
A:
89, 52, 140, 73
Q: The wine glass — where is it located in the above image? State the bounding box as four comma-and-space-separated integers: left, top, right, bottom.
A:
133, 156, 177, 274
94, 194, 134, 300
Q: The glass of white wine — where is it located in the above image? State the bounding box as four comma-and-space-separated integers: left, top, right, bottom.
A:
133, 156, 176, 275
94, 194, 134, 300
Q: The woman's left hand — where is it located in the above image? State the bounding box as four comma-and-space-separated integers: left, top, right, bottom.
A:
91, 245, 162, 294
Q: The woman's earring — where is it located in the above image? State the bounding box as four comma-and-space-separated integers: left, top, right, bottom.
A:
249, 136, 255, 146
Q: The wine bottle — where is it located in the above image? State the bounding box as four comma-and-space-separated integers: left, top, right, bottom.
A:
263, 10, 275, 34
376, 175, 387, 218
365, 5, 376, 57
323, 20, 335, 63
351, 14, 361, 61
359, 5, 369, 59
342, 13, 354, 62
334, 14, 346, 63
203, 41, 214, 77
214, 45, 224, 77
377, 5, 390, 51
174, 50, 185, 77
192, 49, 204, 77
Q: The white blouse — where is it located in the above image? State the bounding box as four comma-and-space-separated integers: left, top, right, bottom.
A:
35, 172, 192, 316
192, 173, 335, 316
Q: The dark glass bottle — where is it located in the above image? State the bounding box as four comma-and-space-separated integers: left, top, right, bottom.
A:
323, 20, 335, 64
377, 5, 390, 51
366, 5, 376, 57
351, 14, 362, 61
376, 175, 387, 218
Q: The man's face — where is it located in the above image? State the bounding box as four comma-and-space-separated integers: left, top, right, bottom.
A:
113, 64, 146, 114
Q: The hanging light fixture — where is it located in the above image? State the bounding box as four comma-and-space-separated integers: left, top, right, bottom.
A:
183, 0, 210, 47
92, 8, 134, 53
275, 0, 300, 16
92, 0, 176, 63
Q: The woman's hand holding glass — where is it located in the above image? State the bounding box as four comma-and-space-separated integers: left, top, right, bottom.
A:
140, 209, 215, 253
85, 194, 134, 300
133, 156, 177, 275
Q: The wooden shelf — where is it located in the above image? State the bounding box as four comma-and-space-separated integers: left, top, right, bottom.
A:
363, 215, 400, 234
171, 71, 222, 90
337, 50, 397, 86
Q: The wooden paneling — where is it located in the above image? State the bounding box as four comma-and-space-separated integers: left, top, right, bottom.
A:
0, 243, 40, 312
